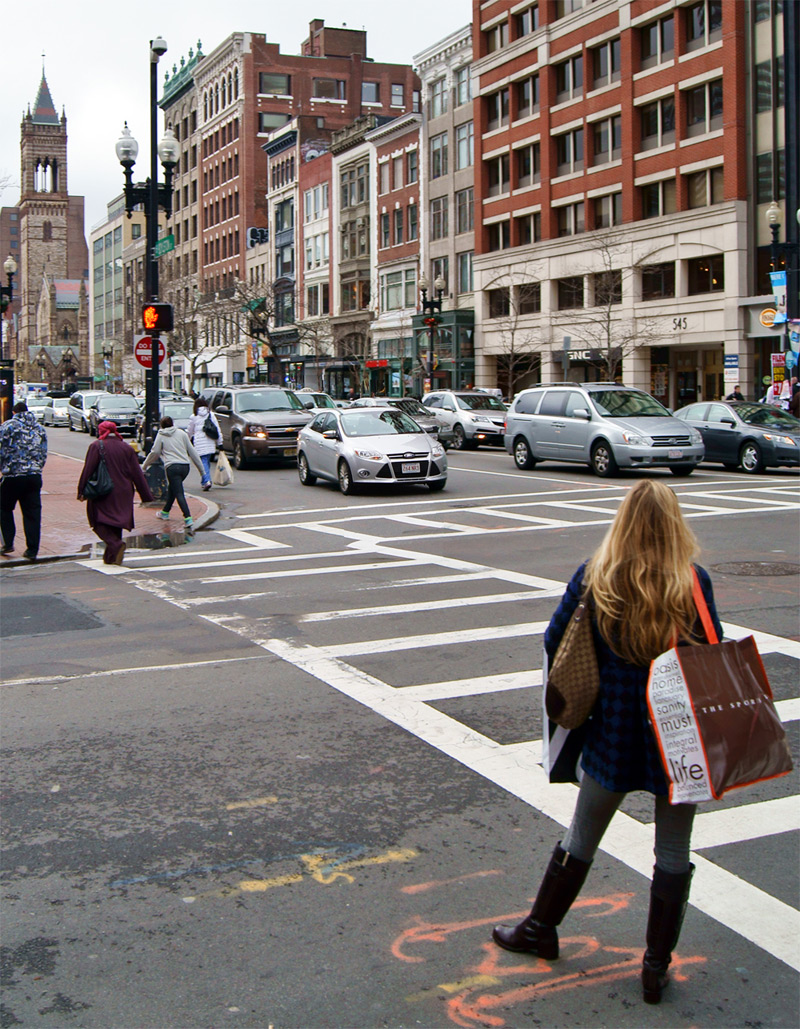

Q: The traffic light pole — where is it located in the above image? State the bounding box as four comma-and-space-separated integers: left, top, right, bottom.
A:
143, 45, 161, 456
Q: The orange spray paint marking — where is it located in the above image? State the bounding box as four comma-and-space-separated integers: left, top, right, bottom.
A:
401, 870, 503, 895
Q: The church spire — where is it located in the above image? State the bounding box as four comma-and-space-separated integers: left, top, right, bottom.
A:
32, 70, 59, 125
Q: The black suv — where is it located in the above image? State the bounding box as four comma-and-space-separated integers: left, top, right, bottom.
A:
200, 385, 312, 468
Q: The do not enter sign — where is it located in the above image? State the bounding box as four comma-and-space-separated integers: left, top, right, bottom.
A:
134, 334, 167, 368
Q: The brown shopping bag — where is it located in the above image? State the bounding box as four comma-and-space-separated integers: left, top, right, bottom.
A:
647, 571, 792, 804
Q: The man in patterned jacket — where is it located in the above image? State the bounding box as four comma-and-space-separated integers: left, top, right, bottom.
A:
0, 401, 48, 560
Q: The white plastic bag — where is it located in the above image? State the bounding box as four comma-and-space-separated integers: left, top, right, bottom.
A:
212, 450, 234, 487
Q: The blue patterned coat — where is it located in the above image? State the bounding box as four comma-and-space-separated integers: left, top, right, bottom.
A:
544, 562, 723, 795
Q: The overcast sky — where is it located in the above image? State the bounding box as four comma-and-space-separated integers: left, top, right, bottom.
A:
1, 0, 471, 232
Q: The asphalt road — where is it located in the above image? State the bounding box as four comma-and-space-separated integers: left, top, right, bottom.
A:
1, 428, 798, 1029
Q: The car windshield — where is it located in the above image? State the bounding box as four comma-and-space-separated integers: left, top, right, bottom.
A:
97, 396, 139, 412
235, 391, 303, 412
589, 389, 669, 417
456, 394, 506, 411
28, 397, 50, 407
392, 399, 427, 416
162, 403, 194, 419
309, 394, 336, 408
53, 399, 69, 409
340, 410, 422, 437
735, 403, 800, 429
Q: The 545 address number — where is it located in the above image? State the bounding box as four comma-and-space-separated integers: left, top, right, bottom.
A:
673, 316, 688, 330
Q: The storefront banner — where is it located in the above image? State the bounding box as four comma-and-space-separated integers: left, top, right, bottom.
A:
723, 354, 739, 383
770, 271, 788, 324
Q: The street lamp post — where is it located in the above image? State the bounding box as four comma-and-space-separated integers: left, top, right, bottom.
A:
766, 200, 800, 328
418, 273, 446, 392
62, 346, 74, 390
37, 350, 48, 383
0, 255, 18, 362
102, 342, 114, 391
115, 37, 178, 452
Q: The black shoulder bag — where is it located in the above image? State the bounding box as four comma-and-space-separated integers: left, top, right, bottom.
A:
83, 441, 115, 500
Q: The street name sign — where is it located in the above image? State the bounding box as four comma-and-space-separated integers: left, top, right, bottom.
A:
154, 234, 175, 258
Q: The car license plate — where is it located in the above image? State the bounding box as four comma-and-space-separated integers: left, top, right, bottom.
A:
668, 449, 683, 460
284, 447, 297, 457
401, 462, 421, 474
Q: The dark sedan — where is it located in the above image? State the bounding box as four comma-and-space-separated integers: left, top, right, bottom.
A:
674, 401, 800, 473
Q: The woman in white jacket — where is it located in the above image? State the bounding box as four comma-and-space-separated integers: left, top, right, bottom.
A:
187, 397, 221, 491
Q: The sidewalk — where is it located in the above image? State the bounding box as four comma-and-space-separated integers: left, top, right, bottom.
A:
1, 454, 219, 567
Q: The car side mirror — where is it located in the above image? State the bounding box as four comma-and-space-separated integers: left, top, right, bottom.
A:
322, 429, 340, 440
573, 407, 591, 420
215, 405, 230, 415
303, 400, 314, 409
721, 417, 736, 427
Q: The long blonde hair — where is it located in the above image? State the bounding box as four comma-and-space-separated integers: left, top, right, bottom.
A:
583, 480, 699, 666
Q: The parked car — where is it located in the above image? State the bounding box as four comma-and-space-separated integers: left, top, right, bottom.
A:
421, 389, 508, 449
41, 396, 70, 426
136, 399, 196, 442
68, 390, 111, 433
25, 395, 53, 422
88, 393, 141, 436
297, 389, 338, 411
349, 396, 455, 448
674, 400, 800, 473
200, 385, 312, 468
504, 382, 705, 477
297, 406, 447, 494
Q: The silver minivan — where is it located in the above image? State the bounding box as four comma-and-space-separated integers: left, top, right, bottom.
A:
68, 390, 111, 433
504, 383, 704, 477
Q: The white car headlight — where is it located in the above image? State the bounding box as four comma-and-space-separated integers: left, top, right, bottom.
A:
761, 433, 796, 446
622, 431, 653, 446
430, 443, 445, 458
689, 429, 703, 445
353, 448, 385, 461
471, 414, 491, 423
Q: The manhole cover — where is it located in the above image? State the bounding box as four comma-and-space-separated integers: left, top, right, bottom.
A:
712, 562, 800, 577
0, 595, 104, 638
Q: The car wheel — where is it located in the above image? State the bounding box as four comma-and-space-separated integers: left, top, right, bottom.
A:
590, 440, 619, 477
232, 437, 248, 469
338, 459, 355, 495
89, 423, 96, 437
452, 424, 466, 450
739, 440, 764, 474
298, 452, 316, 486
428, 479, 446, 492
69, 418, 75, 432
82, 418, 90, 433
513, 436, 536, 470
669, 463, 696, 477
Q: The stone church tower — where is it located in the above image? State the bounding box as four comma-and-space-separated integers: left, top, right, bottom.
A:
16, 73, 88, 381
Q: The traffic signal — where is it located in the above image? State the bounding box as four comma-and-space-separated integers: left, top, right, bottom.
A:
142, 303, 174, 332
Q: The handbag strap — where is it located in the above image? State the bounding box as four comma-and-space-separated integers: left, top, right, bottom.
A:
691, 567, 719, 645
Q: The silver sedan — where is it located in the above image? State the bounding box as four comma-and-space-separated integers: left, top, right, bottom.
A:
297, 406, 447, 494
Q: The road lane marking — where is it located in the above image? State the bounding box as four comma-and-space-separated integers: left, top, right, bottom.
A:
196, 558, 418, 585
301, 589, 562, 623
689, 797, 800, 849
312, 621, 550, 659
226, 796, 278, 811
1, 653, 267, 688
399, 671, 540, 702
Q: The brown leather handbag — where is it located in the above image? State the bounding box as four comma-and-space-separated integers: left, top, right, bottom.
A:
545, 595, 600, 730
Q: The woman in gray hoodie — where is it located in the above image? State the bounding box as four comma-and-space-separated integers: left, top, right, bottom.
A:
142, 416, 204, 528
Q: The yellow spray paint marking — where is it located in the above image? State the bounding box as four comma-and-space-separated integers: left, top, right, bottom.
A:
301, 848, 418, 885
238, 873, 303, 892
225, 796, 278, 810
406, 975, 500, 1003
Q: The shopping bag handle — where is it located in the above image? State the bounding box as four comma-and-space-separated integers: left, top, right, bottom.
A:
692, 567, 719, 645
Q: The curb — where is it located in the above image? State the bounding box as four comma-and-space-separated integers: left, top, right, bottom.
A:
0, 494, 221, 569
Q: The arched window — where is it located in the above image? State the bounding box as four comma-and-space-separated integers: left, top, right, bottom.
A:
228, 73, 233, 104
203, 92, 208, 121
234, 68, 239, 99
215, 83, 219, 113
222, 79, 227, 107
43, 221, 52, 241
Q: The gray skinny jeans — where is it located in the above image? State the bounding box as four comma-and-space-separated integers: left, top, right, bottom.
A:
562, 773, 696, 874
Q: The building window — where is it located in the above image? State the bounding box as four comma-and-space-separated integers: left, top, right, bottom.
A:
641, 262, 676, 300
391, 83, 404, 106
430, 197, 449, 240
393, 156, 403, 190
407, 149, 418, 184
518, 281, 541, 313
641, 180, 676, 218
408, 203, 418, 241
394, 208, 404, 245
592, 115, 621, 164
486, 88, 510, 131
456, 122, 474, 169
313, 78, 346, 100
380, 162, 390, 195
593, 270, 622, 306
380, 270, 416, 311
592, 38, 621, 89
380, 212, 390, 249
516, 143, 540, 187
640, 15, 674, 69
640, 97, 675, 150
488, 288, 511, 318
431, 257, 449, 291
485, 20, 509, 53
685, 0, 723, 51
274, 291, 294, 327
687, 255, 724, 294
556, 202, 585, 237
429, 78, 448, 118
516, 75, 540, 119
687, 167, 724, 208
516, 4, 539, 36
594, 192, 622, 228
362, 82, 380, 103
555, 54, 583, 103
457, 252, 473, 294
487, 153, 510, 196
455, 66, 472, 106
555, 0, 585, 16
259, 73, 290, 95
259, 112, 291, 132
685, 79, 723, 136
487, 221, 511, 251
456, 188, 474, 233
132, 224, 142, 239
431, 132, 449, 178
555, 128, 584, 175
413, 90, 421, 113
341, 276, 370, 312
557, 276, 584, 309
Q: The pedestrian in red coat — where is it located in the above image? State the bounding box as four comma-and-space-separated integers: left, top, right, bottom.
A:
77, 420, 154, 565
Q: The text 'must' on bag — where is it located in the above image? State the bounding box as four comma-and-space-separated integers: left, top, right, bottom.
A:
82, 441, 114, 500
647, 570, 793, 804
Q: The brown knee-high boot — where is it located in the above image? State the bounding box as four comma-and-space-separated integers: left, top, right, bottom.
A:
492, 844, 592, 959
641, 864, 695, 1004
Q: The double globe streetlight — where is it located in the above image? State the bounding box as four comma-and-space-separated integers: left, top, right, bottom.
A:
419, 274, 446, 389
0, 254, 18, 363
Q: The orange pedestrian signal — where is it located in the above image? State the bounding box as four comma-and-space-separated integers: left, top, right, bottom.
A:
142, 303, 174, 332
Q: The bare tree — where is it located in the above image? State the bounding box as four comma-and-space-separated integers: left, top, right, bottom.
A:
483, 266, 545, 398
